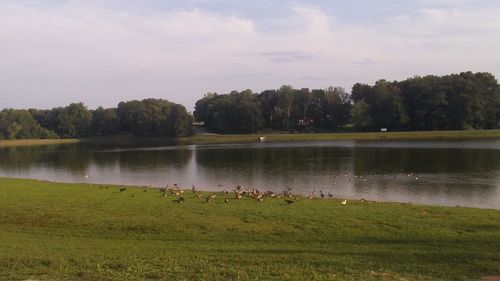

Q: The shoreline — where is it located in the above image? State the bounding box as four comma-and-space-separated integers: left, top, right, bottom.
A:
1, 129, 500, 147
1, 177, 497, 211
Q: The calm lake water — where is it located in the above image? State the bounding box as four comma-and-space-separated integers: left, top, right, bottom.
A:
1, 139, 500, 209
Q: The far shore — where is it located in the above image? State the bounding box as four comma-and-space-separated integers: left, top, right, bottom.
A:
1, 129, 500, 147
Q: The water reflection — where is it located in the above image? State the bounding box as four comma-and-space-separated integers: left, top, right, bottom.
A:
0, 139, 499, 209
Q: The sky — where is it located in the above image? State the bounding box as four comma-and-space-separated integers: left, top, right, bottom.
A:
1, 0, 500, 111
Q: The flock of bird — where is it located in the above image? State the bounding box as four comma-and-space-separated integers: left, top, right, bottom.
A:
93, 171, 422, 205
103, 183, 364, 206
163, 184, 357, 205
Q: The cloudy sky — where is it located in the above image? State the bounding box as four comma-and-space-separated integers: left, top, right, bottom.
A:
1, 0, 500, 111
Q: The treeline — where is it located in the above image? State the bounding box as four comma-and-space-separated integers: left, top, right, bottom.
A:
194, 72, 500, 133
0, 99, 191, 140
194, 86, 351, 133
1, 71, 500, 140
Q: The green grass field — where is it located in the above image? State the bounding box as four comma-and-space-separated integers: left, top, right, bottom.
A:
0, 178, 499, 280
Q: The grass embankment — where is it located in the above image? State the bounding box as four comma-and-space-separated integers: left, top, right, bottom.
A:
182, 130, 500, 144
0, 138, 79, 147
0, 178, 499, 280
1, 130, 500, 147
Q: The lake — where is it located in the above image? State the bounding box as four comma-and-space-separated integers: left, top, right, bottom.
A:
1, 139, 499, 209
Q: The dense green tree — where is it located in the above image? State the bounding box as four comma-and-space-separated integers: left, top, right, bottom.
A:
92, 107, 120, 136
47, 103, 93, 138
0, 109, 57, 139
259, 90, 279, 130
204, 90, 263, 134
399, 75, 448, 130
275, 85, 295, 130
351, 80, 408, 131
352, 101, 372, 130
193, 93, 217, 122
117, 99, 191, 137
323, 87, 352, 129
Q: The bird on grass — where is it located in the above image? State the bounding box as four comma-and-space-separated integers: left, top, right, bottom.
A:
224, 198, 230, 203
119, 188, 127, 192
172, 197, 185, 203
341, 200, 347, 205
235, 191, 242, 199
320, 190, 325, 198
285, 199, 295, 205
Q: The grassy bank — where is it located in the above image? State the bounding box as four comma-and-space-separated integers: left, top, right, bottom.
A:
0, 178, 499, 280
1, 130, 500, 148
0, 138, 79, 147
181, 129, 500, 144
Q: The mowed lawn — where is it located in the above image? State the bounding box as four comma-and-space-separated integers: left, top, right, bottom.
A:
0, 178, 499, 280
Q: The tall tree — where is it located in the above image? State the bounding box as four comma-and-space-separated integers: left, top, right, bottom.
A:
92, 107, 120, 136
0, 109, 56, 139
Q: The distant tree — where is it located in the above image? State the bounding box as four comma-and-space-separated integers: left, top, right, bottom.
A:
92, 107, 120, 136
117, 99, 191, 137
275, 85, 295, 131
204, 90, 263, 134
324, 86, 352, 129
351, 80, 408, 131
259, 90, 279, 129
0, 109, 57, 139
46, 103, 93, 138
193, 93, 217, 122
352, 101, 372, 130
168, 104, 193, 137
399, 75, 448, 130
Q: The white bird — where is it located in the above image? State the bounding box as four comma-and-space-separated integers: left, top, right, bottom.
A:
84, 175, 89, 179
341, 200, 347, 205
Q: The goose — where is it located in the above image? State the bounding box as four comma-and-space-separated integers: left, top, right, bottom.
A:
341, 200, 347, 205
172, 197, 185, 203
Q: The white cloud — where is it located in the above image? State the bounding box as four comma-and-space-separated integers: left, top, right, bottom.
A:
0, 1, 499, 110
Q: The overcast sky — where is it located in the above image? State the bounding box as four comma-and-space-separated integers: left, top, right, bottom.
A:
1, 0, 500, 111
